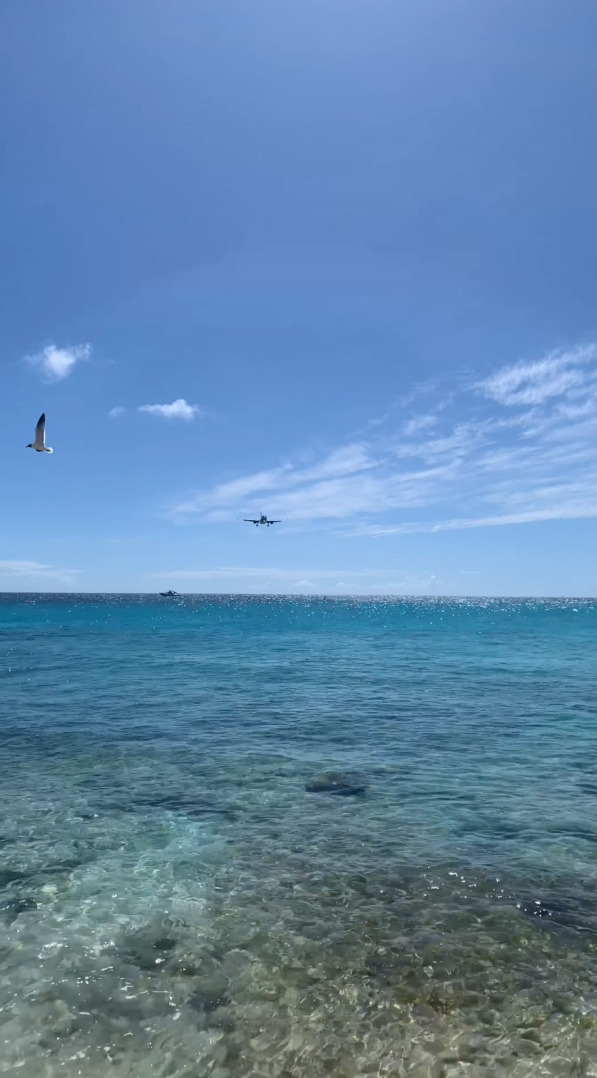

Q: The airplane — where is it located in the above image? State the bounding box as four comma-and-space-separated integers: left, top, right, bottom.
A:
244, 514, 281, 527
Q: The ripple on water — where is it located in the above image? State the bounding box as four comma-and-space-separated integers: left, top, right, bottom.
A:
1, 595, 597, 1076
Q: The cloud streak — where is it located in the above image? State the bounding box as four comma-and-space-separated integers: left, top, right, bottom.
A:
169, 343, 597, 535
0, 560, 80, 585
25, 343, 92, 382
476, 344, 597, 407
139, 399, 201, 421
150, 566, 441, 594
349, 502, 597, 537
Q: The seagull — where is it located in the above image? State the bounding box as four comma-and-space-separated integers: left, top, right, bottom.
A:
26, 413, 53, 453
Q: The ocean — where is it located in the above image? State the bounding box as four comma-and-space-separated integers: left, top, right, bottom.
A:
1, 594, 597, 1077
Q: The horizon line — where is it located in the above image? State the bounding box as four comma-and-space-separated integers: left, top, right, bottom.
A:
0, 590, 596, 600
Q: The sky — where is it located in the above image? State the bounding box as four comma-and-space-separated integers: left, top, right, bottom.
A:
1, 0, 597, 596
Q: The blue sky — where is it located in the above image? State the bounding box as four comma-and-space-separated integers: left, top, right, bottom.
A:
2, 0, 597, 595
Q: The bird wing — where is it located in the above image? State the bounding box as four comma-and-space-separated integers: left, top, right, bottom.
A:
35, 413, 46, 445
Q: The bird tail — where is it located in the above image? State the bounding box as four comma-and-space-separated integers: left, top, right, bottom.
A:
44, 447, 53, 454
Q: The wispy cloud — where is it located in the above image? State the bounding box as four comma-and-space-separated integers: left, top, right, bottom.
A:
139, 399, 201, 421
169, 343, 597, 535
349, 502, 597, 537
150, 566, 442, 594
401, 414, 437, 437
109, 406, 126, 418
476, 344, 597, 407
25, 343, 91, 382
0, 560, 80, 585
174, 444, 377, 517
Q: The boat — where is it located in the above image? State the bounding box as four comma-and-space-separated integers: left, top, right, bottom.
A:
159, 590, 178, 597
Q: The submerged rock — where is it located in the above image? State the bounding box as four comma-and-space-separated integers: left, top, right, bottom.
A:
188, 971, 230, 1014
305, 771, 367, 797
153, 936, 177, 952
518, 899, 561, 920
116, 925, 180, 971
0, 868, 29, 889
516, 896, 597, 935
0, 895, 39, 923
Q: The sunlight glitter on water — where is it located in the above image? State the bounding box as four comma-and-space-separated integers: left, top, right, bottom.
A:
1, 595, 597, 1076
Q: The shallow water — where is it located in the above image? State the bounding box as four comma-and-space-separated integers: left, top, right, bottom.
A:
1, 594, 597, 1077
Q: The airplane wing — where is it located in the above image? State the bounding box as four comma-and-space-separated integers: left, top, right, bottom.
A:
244, 519, 259, 524
269, 520, 281, 524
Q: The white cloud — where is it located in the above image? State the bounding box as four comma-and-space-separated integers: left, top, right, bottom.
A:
190, 465, 291, 507
433, 505, 597, 530
139, 399, 201, 421
295, 444, 376, 482
172, 446, 464, 524
0, 560, 80, 585
401, 414, 437, 437
167, 343, 597, 536
349, 501, 597, 536
25, 343, 91, 382
150, 566, 442, 594
109, 406, 126, 418
174, 444, 376, 517
476, 345, 597, 407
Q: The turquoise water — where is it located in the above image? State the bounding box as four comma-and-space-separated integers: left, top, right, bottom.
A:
1, 595, 597, 1077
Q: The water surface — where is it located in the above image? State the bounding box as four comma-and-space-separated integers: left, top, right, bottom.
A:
1, 594, 597, 1077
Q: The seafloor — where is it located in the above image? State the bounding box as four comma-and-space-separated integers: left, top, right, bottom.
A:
1, 595, 597, 1077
